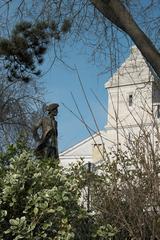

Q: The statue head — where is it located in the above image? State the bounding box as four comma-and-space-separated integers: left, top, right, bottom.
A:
46, 103, 59, 117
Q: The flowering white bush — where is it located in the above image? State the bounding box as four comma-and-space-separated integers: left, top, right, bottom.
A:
0, 145, 116, 240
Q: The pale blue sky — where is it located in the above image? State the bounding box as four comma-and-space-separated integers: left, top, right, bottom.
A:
41, 46, 109, 152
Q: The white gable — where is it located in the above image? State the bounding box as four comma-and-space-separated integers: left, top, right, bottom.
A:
105, 46, 154, 89
60, 130, 108, 167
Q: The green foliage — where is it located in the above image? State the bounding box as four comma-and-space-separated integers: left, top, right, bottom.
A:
0, 20, 71, 83
0, 150, 79, 239
95, 225, 117, 239
0, 145, 115, 239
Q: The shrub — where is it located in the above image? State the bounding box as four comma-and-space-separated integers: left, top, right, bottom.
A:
0, 144, 116, 240
91, 138, 160, 239
0, 145, 85, 239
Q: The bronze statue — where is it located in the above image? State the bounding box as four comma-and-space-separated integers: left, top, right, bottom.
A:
32, 103, 59, 159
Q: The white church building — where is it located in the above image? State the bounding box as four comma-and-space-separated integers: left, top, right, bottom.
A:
60, 46, 160, 167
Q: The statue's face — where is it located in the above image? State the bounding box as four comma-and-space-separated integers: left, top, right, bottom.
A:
48, 108, 58, 117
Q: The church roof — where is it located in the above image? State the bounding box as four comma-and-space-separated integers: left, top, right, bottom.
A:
60, 130, 107, 157
60, 130, 110, 167
105, 46, 155, 89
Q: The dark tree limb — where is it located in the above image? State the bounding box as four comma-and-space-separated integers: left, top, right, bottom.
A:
91, 0, 160, 78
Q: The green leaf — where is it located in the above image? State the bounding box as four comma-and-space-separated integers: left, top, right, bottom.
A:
47, 209, 55, 213
27, 223, 36, 232
20, 216, 26, 222
9, 218, 19, 226
4, 229, 11, 234
14, 235, 24, 240
34, 207, 38, 215
42, 222, 52, 230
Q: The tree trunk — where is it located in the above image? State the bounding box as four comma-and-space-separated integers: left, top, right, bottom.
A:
91, 0, 160, 78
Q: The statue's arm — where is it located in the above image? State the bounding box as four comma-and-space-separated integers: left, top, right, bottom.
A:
32, 120, 42, 142
55, 120, 58, 137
